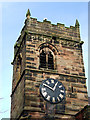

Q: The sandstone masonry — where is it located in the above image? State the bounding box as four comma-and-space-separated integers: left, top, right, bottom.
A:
11, 9, 88, 120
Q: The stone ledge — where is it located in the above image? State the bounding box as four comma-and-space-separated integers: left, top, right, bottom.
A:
26, 31, 80, 42
26, 68, 87, 79
24, 106, 41, 112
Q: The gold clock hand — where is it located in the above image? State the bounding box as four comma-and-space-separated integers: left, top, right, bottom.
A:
43, 83, 54, 91
53, 82, 58, 91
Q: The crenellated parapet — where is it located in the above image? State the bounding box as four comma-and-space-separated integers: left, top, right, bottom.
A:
24, 15, 80, 42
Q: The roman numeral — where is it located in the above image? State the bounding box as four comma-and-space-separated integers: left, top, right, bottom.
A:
46, 81, 50, 84
52, 97, 55, 103
51, 80, 54, 84
59, 94, 63, 99
60, 90, 64, 93
59, 85, 62, 88
42, 92, 47, 97
57, 97, 60, 102
46, 95, 50, 101
42, 88, 46, 92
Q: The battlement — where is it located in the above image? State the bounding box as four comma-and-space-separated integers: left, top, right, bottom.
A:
15, 9, 81, 46
24, 16, 80, 42
20, 9, 80, 42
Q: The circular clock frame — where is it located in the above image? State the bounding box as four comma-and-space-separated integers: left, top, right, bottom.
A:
39, 78, 65, 104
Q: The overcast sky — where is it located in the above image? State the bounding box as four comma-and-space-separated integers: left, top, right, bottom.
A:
0, 1, 89, 119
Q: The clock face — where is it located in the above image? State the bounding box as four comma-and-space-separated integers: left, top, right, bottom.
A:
39, 78, 65, 104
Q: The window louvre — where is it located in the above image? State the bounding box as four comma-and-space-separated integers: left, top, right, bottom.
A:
39, 49, 54, 70
48, 52, 54, 70
40, 50, 46, 68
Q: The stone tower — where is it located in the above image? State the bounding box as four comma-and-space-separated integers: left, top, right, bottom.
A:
10, 9, 88, 120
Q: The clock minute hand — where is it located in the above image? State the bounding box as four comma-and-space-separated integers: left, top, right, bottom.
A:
43, 83, 54, 91
53, 82, 58, 91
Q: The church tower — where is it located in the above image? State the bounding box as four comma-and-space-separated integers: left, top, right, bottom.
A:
11, 9, 88, 120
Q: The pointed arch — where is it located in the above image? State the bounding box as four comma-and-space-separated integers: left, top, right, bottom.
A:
38, 42, 58, 55
38, 42, 58, 70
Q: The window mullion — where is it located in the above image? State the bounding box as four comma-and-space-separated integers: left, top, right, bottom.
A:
46, 53, 48, 69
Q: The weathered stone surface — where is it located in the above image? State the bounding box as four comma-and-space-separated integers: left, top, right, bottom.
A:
11, 12, 88, 120
24, 106, 42, 112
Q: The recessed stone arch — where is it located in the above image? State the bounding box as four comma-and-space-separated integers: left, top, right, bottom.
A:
38, 42, 58, 70
38, 42, 58, 55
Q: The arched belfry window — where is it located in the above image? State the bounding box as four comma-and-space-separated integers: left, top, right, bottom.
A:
39, 48, 54, 70
48, 52, 54, 70
40, 50, 46, 68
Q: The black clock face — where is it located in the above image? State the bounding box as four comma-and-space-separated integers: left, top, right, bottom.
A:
40, 78, 65, 104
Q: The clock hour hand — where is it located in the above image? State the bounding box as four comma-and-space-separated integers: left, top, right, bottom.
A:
53, 82, 58, 91
43, 83, 54, 91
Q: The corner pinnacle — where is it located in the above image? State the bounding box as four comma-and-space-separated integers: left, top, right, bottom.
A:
26, 9, 31, 18
75, 19, 80, 28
